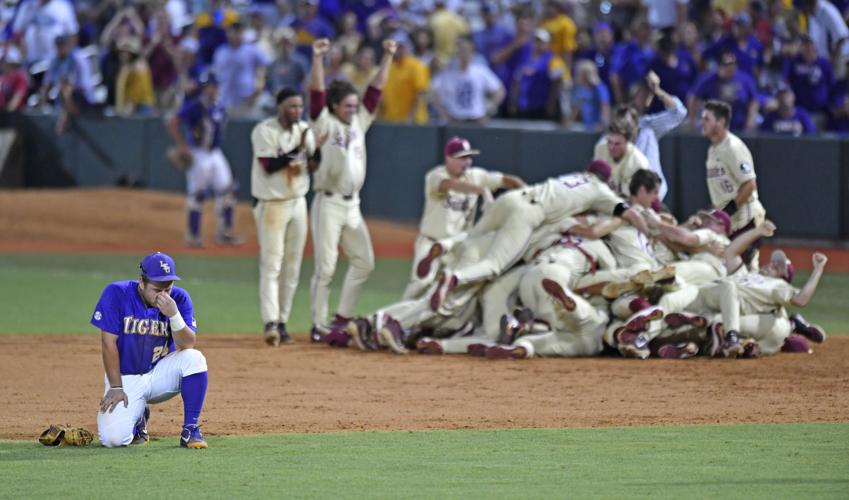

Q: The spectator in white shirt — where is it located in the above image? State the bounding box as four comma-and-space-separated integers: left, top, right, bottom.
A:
431, 35, 505, 123
12, 0, 78, 67
641, 0, 689, 32
795, 0, 849, 60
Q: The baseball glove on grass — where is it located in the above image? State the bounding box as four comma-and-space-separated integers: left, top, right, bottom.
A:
166, 147, 193, 171
39, 425, 94, 447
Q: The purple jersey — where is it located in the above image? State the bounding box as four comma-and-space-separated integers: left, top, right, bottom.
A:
702, 35, 763, 77
178, 97, 225, 149
91, 280, 197, 375
783, 55, 834, 113
691, 70, 758, 131
760, 107, 816, 136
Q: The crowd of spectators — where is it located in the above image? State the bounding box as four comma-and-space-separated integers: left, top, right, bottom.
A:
1, 0, 849, 136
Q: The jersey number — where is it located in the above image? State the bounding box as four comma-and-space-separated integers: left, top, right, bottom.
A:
151, 345, 168, 364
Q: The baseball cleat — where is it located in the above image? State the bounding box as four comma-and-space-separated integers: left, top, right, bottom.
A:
309, 325, 326, 343
705, 322, 724, 357
430, 271, 458, 312
601, 280, 641, 300
722, 330, 744, 358
264, 322, 280, 347
625, 306, 664, 333
180, 425, 208, 449
628, 297, 652, 313
618, 333, 650, 359
484, 345, 528, 360
467, 343, 489, 357
416, 243, 444, 278
131, 406, 150, 445
542, 278, 576, 312
416, 338, 444, 355
632, 265, 676, 287
789, 313, 826, 343
376, 312, 408, 354
664, 312, 708, 329
347, 318, 377, 351
657, 342, 699, 359
497, 313, 530, 345
277, 322, 293, 344
185, 235, 203, 248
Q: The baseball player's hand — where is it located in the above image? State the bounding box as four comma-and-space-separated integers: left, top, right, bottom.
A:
382, 39, 398, 57
312, 38, 330, 56
100, 387, 128, 414
812, 252, 828, 269
153, 291, 178, 317
759, 220, 776, 237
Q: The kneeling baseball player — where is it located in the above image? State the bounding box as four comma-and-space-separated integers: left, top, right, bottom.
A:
92, 253, 209, 448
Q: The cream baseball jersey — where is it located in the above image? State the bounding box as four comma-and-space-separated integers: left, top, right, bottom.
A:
250, 118, 316, 200
418, 166, 504, 240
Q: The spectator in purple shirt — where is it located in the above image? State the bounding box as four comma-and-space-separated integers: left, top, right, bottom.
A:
212, 22, 271, 116
610, 19, 654, 104
473, 2, 513, 65
760, 86, 816, 135
703, 12, 764, 78
648, 32, 699, 113
509, 29, 566, 121
783, 35, 834, 114
689, 51, 759, 131
490, 12, 535, 94
574, 21, 615, 89
826, 64, 849, 135
293, 0, 336, 60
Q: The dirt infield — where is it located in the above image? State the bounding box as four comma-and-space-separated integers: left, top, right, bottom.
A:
1, 335, 848, 440
1, 188, 848, 441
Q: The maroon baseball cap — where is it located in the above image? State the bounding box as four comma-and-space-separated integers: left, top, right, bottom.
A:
586, 160, 611, 182
698, 208, 732, 236
444, 137, 479, 158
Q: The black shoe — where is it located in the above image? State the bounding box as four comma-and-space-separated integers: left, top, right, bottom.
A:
722, 330, 743, 358
789, 313, 826, 343
277, 322, 293, 344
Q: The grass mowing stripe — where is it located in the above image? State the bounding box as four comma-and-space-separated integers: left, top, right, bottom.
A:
0, 252, 847, 335
1, 423, 847, 499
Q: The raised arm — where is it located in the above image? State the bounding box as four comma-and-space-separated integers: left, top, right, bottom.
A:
309, 39, 330, 119
724, 219, 775, 272
791, 252, 828, 307
501, 174, 525, 189
369, 39, 397, 91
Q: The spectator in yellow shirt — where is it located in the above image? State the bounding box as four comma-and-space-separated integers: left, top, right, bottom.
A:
540, 0, 578, 66
380, 33, 430, 124
429, 0, 469, 66
114, 37, 155, 116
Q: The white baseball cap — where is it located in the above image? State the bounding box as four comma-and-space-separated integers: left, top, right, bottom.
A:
2, 46, 22, 64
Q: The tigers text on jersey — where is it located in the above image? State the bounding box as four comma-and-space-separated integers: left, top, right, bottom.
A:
250, 118, 316, 200
419, 165, 504, 240
91, 280, 197, 375
705, 132, 765, 229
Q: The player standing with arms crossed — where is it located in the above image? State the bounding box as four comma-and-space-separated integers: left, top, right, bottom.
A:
701, 100, 766, 269
167, 74, 242, 247
307, 38, 396, 341
251, 87, 319, 346
93, 253, 209, 449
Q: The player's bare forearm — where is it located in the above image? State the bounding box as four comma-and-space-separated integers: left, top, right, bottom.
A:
501, 175, 525, 189
438, 178, 486, 195
173, 327, 196, 350
166, 115, 186, 148
792, 253, 828, 307
309, 39, 328, 92
622, 208, 650, 234
370, 40, 397, 91
100, 332, 123, 388
659, 222, 699, 248
724, 220, 774, 270
735, 179, 756, 208
571, 217, 623, 238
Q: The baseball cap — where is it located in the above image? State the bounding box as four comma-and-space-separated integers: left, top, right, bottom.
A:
586, 159, 612, 182
139, 252, 181, 282
534, 28, 551, 43
593, 21, 613, 35
733, 12, 752, 26
770, 249, 794, 283
444, 137, 480, 158
2, 46, 21, 64
698, 208, 732, 236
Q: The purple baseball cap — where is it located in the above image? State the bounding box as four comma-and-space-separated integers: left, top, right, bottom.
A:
444, 137, 480, 158
586, 160, 612, 182
139, 252, 181, 282
698, 208, 732, 236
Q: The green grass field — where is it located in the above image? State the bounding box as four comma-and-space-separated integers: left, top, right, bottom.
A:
1, 252, 847, 498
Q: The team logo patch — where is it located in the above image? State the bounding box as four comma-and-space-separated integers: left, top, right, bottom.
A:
160, 261, 171, 274
94, 311, 102, 321
740, 162, 752, 174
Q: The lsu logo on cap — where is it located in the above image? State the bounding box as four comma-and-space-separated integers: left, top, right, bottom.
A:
160, 261, 171, 274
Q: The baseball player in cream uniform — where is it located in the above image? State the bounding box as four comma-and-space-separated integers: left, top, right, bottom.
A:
593, 119, 651, 197
701, 100, 766, 269
403, 136, 524, 300
251, 87, 317, 346
307, 38, 395, 340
